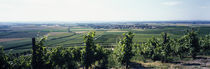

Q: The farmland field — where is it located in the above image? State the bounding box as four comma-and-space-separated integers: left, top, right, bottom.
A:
1, 22, 210, 69
0, 23, 210, 54
1, 0, 210, 68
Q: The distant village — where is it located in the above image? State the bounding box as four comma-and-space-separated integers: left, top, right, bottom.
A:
81, 24, 158, 29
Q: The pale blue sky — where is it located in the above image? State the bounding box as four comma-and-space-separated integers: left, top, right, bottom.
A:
0, 0, 209, 22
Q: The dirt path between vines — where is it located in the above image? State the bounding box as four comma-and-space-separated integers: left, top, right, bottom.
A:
131, 56, 210, 69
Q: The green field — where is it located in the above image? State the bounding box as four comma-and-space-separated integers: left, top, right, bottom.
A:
0, 24, 210, 54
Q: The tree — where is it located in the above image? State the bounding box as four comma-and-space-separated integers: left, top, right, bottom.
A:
114, 32, 134, 69
68, 26, 71, 32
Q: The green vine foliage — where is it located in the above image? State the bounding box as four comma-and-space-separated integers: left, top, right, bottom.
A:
83, 32, 110, 69
114, 32, 134, 68
49, 47, 81, 68
11, 55, 31, 69
200, 34, 210, 55
32, 36, 51, 69
141, 32, 177, 62
83, 32, 97, 69
0, 46, 10, 69
0, 29, 210, 69
178, 29, 200, 59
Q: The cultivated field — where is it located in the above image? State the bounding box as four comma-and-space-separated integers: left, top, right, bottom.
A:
0, 23, 210, 68
1, 23, 210, 53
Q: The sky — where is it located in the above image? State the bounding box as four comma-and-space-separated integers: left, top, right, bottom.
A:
0, 0, 210, 22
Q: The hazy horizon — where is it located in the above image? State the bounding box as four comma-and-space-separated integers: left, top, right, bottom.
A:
0, 0, 210, 22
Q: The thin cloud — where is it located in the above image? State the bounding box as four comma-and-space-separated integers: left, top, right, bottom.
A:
200, 6, 208, 9
162, 1, 182, 6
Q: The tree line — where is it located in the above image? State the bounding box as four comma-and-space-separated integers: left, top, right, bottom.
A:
0, 29, 210, 69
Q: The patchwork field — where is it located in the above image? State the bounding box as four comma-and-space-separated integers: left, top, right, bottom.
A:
0, 23, 210, 69
0, 38, 25, 42
0, 24, 210, 54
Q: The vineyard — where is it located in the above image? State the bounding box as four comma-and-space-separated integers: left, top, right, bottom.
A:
0, 24, 210, 69
1, 0, 210, 68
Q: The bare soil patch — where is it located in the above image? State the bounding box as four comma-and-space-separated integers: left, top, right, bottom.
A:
133, 56, 210, 69
106, 29, 128, 32
71, 29, 94, 30
0, 38, 25, 42
48, 32, 68, 36
75, 31, 88, 34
